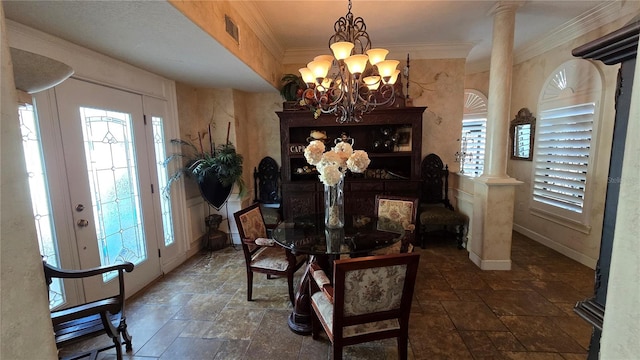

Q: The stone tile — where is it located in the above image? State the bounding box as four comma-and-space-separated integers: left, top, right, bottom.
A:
61, 235, 596, 360
244, 310, 304, 360
499, 316, 585, 353
410, 328, 473, 360
415, 287, 460, 302
551, 315, 592, 350
300, 335, 330, 360
559, 353, 589, 360
158, 337, 223, 359
477, 290, 565, 316
459, 331, 506, 359
204, 307, 265, 340
343, 345, 400, 359
441, 301, 507, 331
226, 283, 293, 309
486, 331, 526, 352
180, 320, 216, 338
413, 299, 447, 315
528, 280, 585, 303
483, 279, 534, 291
136, 319, 189, 357
454, 289, 483, 302
212, 339, 251, 360
173, 293, 232, 320
441, 271, 490, 290
501, 351, 566, 359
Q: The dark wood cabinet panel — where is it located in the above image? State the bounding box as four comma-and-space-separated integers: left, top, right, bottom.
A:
278, 107, 426, 219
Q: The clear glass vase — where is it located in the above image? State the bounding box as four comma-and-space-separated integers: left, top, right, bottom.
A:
324, 176, 345, 229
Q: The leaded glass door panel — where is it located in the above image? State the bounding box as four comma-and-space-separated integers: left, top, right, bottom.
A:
55, 78, 161, 302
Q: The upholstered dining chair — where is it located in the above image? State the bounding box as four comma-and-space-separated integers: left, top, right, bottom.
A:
419, 153, 468, 249
233, 203, 306, 305
308, 253, 420, 360
370, 195, 419, 255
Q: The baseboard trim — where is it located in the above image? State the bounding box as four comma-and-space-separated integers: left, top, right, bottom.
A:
513, 224, 597, 269
469, 251, 512, 270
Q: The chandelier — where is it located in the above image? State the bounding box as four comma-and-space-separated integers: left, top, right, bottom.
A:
299, 0, 400, 123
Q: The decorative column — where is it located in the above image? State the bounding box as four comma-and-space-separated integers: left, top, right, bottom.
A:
469, 1, 523, 270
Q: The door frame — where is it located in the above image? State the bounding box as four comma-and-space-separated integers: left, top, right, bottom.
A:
12, 19, 191, 304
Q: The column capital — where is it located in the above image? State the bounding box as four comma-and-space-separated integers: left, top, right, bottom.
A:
488, 1, 525, 16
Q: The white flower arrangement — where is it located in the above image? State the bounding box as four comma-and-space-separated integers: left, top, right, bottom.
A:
303, 140, 371, 186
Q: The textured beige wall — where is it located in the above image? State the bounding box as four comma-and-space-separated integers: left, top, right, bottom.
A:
0, 5, 58, 358
174, 83, 238, 200
409, 59, 466, 172
465, 71, 490, 97
506, 15, 638, 266
168, 0, 281, 87
284, 59, 466, 171
174, 84, 283, 202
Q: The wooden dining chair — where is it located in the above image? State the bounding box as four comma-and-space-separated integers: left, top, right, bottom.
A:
309, 253, 420, 360
233, 203, 306, 305
370, 194, 419, 254
43, 259, 135, 360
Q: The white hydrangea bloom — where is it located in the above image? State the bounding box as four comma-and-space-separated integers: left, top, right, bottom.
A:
317, 151, 345, 174
333, 142, 353, 162
319, 165, 343, 186
346, 150, 371, 173
303, 140, 326, 165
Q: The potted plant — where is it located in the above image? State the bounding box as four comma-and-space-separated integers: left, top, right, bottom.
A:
279, 73, 305, 110
165, 123, 245, 210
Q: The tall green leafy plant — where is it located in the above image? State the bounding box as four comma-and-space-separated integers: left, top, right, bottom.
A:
165, 126, 245, 200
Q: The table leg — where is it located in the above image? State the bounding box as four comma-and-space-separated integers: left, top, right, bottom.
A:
288, 260, 312, 335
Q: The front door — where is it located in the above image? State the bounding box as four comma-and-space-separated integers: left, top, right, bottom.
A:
55, 78, 162, 301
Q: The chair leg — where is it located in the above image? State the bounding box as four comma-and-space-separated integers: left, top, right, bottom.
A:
456, 224, 464, 249
333, 343, 343, 360
118, 317, 133, 351
397, 334, 409, 360
246, 270, 254, 301
113, 334, 123, 360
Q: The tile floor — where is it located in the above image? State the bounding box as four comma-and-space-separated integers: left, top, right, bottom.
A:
59, 232, 595, 359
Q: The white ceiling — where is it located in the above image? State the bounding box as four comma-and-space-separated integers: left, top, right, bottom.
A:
2, 0, 633, 93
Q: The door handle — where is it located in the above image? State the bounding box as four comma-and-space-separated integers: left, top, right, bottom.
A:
77, 219, 89, 227
75, 204, 85, 212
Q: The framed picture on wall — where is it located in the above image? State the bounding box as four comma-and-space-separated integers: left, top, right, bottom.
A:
395, 126, 412, 151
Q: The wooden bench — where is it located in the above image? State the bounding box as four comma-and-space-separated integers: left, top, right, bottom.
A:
43, 260, 134, 360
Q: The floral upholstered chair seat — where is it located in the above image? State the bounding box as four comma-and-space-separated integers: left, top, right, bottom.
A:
309, 253, 420, 360
371, 195, 419, 255
234, 203, 306, 305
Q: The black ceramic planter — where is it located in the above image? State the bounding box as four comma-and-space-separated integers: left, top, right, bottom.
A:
198, 173, 232, 210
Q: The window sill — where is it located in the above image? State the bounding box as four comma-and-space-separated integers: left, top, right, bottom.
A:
530, 207, 592, 234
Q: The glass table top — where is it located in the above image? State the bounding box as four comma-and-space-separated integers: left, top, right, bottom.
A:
271, 214, 405, 256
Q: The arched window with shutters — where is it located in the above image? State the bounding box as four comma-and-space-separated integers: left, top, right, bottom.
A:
461, 89, 488, 177
532, 59, 602, 227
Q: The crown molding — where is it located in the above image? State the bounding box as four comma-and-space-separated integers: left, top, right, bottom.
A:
283, 43, 474, 65
514, 1, 628, 65
233, 1, 285, 60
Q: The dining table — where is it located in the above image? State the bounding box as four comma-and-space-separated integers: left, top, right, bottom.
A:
271, 213, 406, 335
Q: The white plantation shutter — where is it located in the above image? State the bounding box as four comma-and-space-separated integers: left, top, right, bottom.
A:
533, 103, 594, 213
462, 90, 487, 177
462, 116, 486, 176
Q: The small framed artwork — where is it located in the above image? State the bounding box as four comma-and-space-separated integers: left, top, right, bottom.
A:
395, 127, 412, 151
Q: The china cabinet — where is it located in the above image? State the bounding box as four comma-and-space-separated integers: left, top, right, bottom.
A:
277, 107, 426, 219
